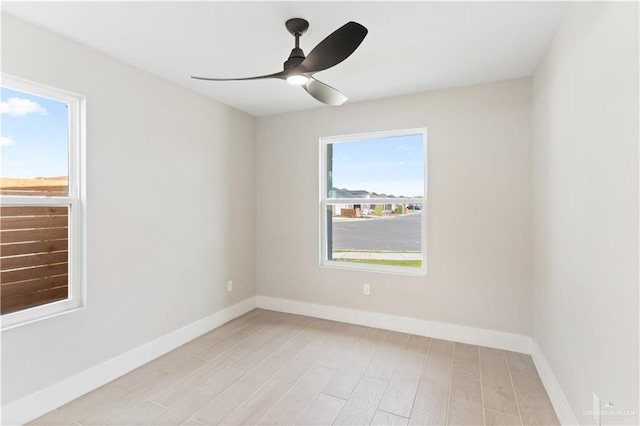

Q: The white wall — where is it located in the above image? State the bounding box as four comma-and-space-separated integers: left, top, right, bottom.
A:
1, 14, 256, 406
532, 2, 639, 425
256, 78, 533, 336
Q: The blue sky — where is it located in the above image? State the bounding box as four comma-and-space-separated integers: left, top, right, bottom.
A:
330, 134, 424, 197
1, 87, 68, 179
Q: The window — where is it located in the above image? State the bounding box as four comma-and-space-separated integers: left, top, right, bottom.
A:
1, 75, 85, 329
320, 128, 427, 275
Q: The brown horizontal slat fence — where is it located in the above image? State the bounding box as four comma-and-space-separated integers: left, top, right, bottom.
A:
1, 186, 68, 196
1, 206, 69, 314
0, 178, 68, 197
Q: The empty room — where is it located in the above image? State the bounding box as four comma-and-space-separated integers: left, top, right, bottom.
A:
1, 2, 638, 425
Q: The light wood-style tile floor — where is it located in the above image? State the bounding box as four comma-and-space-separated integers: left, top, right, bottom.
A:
31, 309, 559, 426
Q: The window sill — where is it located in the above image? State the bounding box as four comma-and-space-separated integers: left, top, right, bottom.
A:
1, 299, 85, 331
321, 260, 427, 277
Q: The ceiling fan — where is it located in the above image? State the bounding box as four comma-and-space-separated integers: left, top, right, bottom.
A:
192, 18, 368, 106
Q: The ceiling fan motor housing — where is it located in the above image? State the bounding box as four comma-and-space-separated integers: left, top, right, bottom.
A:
284, 47, 305, 70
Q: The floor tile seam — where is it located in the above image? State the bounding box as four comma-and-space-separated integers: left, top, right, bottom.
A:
244, 316, 313, 357
450, 357, 480, 366
221, 371, 296, 426
371, 376, 393, 424
285, 318, 353, 373
192, 322, 270, 361
363, 334, 410, 382
205, 314, 260, 340
288, 361, 340, 389
405, 337, 433, 423
248, 379, 293, 426
377, 407, 410, 420
319, 390, 348, 402
101, 399, 166, 426
329, 375, 390, 424
97, 386, 173, 424
334, 331, 383, 375
503, 351, 525, 426
404, 347, 430, 355
278, 318, 337, 359
144, 398, 168, 409
139, 359, 234, 406
507, 368, 540, 378
483, 407, 524, 420
269, 315, 324, 358
290, 371, 339, 426
310, 322, 366, 372
314, 323, 378, 370
147, 360, 240, 409
476, 344, 487, 426
152, 361, 244, 418
185, 364, 266, 425
109, 382, 130, 393
150, 354, 212, 383
444, 344, 455, 426
328, 354, 391, 421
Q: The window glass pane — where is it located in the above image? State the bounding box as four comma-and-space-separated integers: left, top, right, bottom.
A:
0, 205, 69, 314
328, 203, 423, 268
327, 134, 424, 199
1, 87, 69, 196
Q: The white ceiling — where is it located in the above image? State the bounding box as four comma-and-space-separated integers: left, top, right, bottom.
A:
3, 2, 568, 117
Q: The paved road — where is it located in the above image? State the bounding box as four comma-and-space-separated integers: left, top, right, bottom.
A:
331, 212, 422, 251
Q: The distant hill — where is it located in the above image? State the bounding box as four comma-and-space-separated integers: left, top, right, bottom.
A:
1, 176, 68, 196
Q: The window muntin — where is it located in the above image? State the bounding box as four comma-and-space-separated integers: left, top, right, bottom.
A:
1, 75, 84, 328
321, 129, 427, 275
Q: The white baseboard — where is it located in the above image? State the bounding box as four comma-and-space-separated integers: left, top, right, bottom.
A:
256, 295, 532, 354
1, 296, 257, 426
531, 339, 578, 425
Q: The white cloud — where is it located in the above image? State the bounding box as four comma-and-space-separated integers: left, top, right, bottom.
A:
0, 136, 15, 146
0, 97, 47, 117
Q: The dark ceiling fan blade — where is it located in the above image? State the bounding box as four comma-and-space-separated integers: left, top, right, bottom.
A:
303, 78, 347, 106
191, 70, 288, 81
299, 21, 368, 74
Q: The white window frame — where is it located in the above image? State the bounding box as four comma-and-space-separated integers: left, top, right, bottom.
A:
320, 128, 428, 276
1, 74, 86, 330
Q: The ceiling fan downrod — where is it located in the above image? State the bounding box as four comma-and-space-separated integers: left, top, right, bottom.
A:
284, 18, 309, 70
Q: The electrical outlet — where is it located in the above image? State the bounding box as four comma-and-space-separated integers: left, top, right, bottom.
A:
363, 283, 370, 296
593, 392, 601, 425
227, 280, 233, 292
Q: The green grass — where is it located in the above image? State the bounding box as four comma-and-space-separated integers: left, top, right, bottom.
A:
332, 249, 421, 254
336, 258, 422, 268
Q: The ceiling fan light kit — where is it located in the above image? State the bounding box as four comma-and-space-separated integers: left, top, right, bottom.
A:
192, 18, 368, 106
286, 75, 309, 85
